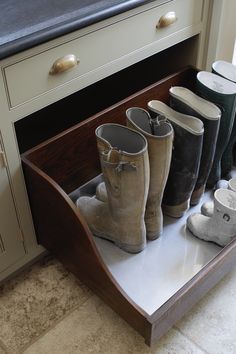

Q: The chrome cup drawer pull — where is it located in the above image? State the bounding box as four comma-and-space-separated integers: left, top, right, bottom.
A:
156, 11, 177, 28
49, 54, 79, 75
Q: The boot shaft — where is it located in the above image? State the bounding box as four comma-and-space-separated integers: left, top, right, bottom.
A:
148, 100, 204, 210
228, 178, 236, 192
95, 124, 149, 219
125, 107, 173, 238
169, 86, 221, 195
212, 60, 236, 83
196, 72, 236, 160
212, 61, 236, 177
209, 188, 236, 238
213, 189, 236, 222
126, 107, 173, 199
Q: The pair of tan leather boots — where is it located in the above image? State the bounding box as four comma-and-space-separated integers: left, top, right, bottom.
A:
77, 108, 173, 253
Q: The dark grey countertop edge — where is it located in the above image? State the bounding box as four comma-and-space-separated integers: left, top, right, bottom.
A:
0, 0, 157, 60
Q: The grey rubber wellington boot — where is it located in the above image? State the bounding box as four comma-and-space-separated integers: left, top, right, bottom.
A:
212, 60, 236, 177
96, 108, 173, 240
76, 123, 150, 253
169, 86, 221, 205
201, 178, 236, 217
148, 100, 204, 218
196, 71, 236, 187
187, 188, 236, 247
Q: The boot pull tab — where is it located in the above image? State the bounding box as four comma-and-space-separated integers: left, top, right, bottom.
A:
149, 114, 167, 135
216, 207, 231, 222
101, 147, 119, 162
223, 213, 230, 222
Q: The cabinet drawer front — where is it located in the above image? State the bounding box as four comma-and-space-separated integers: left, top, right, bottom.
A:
4, 0, 203, 107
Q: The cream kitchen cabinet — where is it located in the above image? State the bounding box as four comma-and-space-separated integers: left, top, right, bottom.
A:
0, 135, 25, 272
0, 0, 212, 281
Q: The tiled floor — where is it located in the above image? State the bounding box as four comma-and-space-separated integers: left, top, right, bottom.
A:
0, 255, 236, 354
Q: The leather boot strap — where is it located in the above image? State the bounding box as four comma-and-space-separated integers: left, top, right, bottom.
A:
101, 159, 137, 172
101, 148, 137, 172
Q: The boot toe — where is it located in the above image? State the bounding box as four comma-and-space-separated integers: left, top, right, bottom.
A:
76, 196, 108, 235
186, 213, 211, 242
186, 213, 199, 236
201, 201, 214, 217
96, 182, 107, 202
76, 196, 92, 214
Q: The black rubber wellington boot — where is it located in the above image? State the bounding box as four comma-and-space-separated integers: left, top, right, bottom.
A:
196, 71, 236, 188
169, 86, 221, 205
148, 100, 204, 218
212, 61, 236, 177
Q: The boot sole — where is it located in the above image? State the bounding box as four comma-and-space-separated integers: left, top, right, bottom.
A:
92, 232, 146, 254
146, 231, 162, 240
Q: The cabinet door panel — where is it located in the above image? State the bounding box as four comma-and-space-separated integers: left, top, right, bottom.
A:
0, 139, 25, 272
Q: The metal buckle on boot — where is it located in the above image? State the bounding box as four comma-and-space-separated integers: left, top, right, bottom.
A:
115, 162, 137, 172
101, 158, 136, 172
101, 148, 136, 172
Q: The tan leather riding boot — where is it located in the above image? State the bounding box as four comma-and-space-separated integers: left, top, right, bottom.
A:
126, 107, 173, 239
76, 123, 149, 253
96, 109, 173, 240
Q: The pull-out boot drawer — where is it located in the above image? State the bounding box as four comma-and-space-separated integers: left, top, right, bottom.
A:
21, 67, 236, 346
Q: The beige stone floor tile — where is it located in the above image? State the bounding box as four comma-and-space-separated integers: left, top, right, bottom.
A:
23, 295, 205, 354
0, 256, 91, 353
176, 268, 236, 354
0, 344, 7, 354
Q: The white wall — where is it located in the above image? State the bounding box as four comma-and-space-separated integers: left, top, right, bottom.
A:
217, 0, 236, 62
206, 0, 236, 69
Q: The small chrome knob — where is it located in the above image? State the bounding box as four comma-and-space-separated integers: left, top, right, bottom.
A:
49, 54, 79, 75
156, 11, 177, 28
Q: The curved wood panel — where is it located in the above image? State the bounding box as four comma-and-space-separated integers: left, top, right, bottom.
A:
21, 158, 152, 340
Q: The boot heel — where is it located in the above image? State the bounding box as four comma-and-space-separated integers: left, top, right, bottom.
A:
162, 199, 190, 218
115, 240, 146, 254
190, 185, 205, 206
